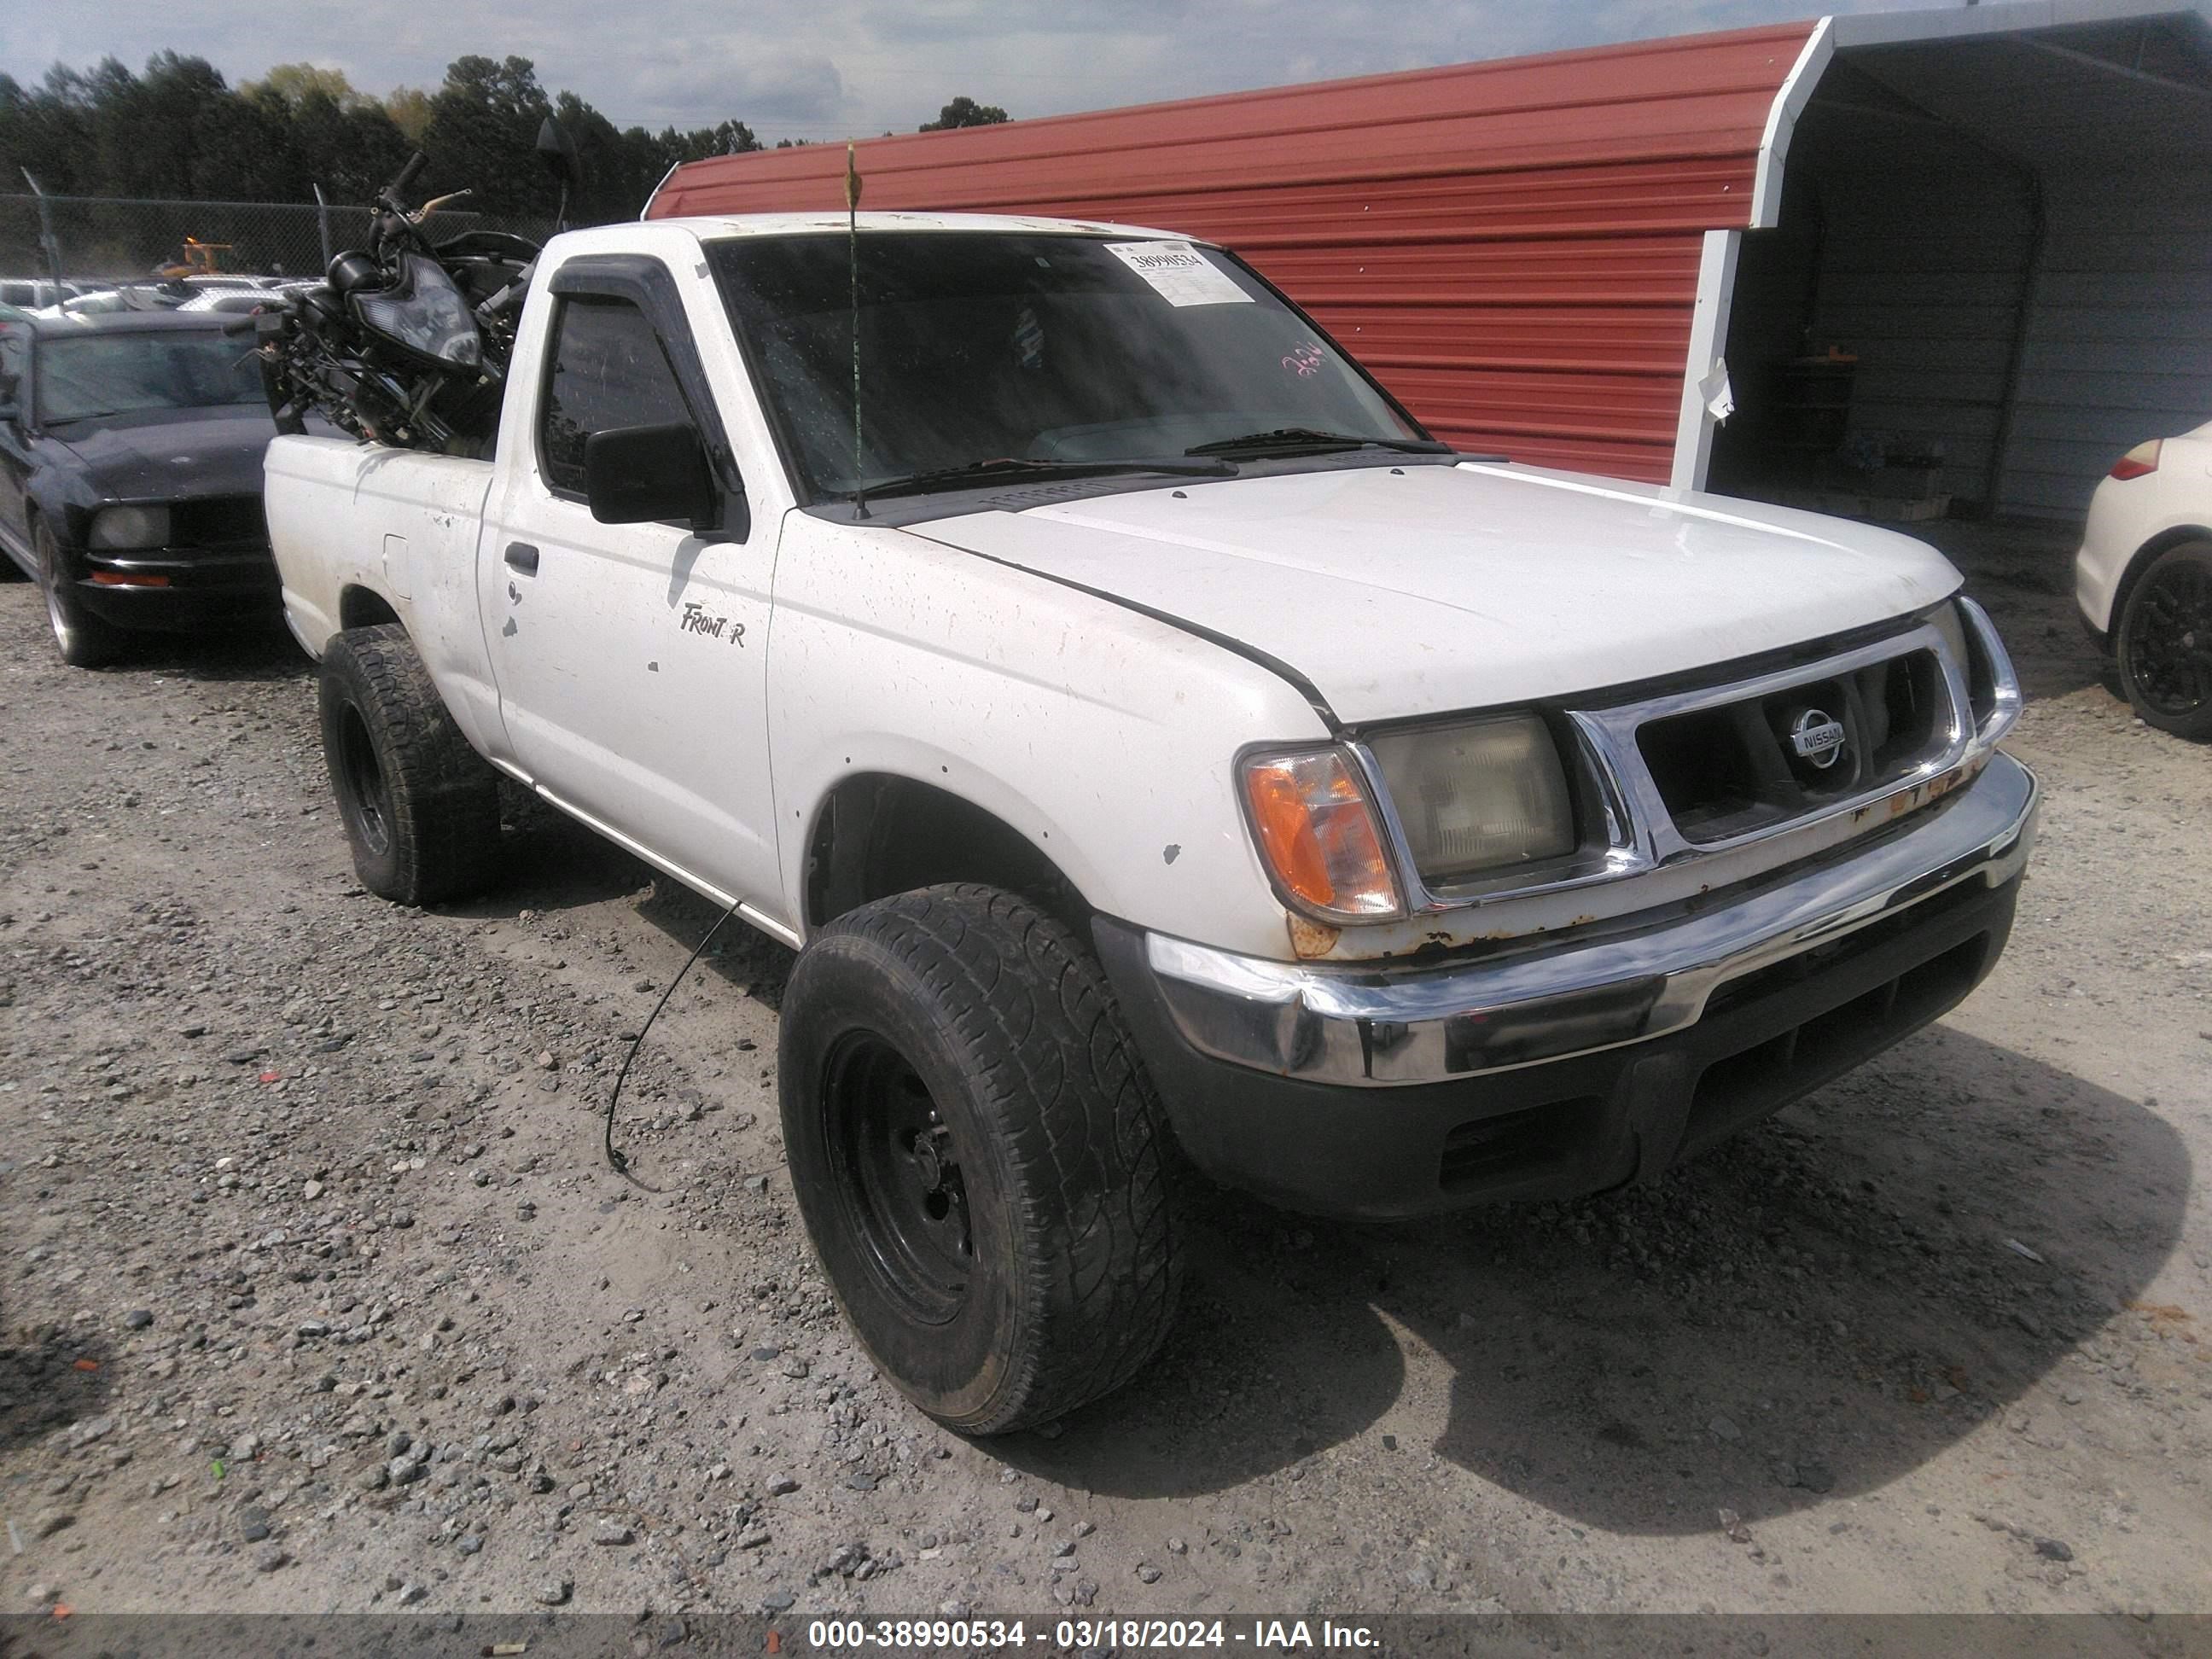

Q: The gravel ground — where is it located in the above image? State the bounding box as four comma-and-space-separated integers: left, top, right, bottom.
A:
0, 550, 2207, 1622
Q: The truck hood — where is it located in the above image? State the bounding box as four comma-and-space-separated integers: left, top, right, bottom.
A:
911, 462, 1963, 725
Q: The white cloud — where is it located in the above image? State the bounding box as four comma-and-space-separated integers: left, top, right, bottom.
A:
11, 0, 1921, 142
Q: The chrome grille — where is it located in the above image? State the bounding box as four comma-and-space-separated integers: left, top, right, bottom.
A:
1632, 645, 1948, 845
1569, 619, 1975, 866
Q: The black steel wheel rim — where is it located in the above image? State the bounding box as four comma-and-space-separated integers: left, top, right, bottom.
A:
2125, 558, 2212, 717
823, 1031, 974, 1324
339, 705, 393, 856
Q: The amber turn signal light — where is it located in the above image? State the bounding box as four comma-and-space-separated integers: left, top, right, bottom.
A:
1241, 748, 1401, 919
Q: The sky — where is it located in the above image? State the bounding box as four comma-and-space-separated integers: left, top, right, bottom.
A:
9, 0, 1934, 143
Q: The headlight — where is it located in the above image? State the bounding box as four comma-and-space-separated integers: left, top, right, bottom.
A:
90, 504, 170, 549
354, 255, 481, 370
1367, 712, 1575, 886
1241, 748, 1401, 920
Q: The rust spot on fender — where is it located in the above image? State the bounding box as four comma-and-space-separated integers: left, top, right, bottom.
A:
1287, 914, 1340, 958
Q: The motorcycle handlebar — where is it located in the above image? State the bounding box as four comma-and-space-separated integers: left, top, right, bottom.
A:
392, 151, 428, 195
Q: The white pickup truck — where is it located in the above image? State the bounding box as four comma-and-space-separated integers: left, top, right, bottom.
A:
265, 212, 2037, 1434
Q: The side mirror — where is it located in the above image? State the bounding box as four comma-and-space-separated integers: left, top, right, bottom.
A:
536, 117, 585, 194
584, 422, 719, 530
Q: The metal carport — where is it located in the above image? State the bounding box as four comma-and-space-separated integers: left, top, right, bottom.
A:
1708, 1, 2212, 521
648, 1, 2212, 522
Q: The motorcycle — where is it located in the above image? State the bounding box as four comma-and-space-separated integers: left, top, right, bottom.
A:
248, 121, 580, 455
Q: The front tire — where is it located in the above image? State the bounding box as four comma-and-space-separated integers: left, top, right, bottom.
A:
2116, 541, 2212, 741
318, 624, 502, 905
779, 884, 1183, 1435
33, 519, 125, 668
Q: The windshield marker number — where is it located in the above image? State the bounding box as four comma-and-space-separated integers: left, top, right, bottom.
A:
681, 602, 744, 646
1103, 241, 1253, 308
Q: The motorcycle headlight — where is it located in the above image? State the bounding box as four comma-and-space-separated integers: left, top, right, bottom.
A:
353, 254, 481, 370
90, 504, 171, 550
1367, 712, 1576, 887
1241, 748, 1403, 921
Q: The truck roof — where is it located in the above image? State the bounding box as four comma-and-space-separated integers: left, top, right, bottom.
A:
610, 211, 1196, 247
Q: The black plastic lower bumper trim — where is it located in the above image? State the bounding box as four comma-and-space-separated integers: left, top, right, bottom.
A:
1095, 870, 2020, 1221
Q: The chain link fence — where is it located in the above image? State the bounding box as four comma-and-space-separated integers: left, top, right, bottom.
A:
0, 194, 556, 289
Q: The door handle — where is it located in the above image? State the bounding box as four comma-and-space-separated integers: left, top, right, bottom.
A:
504, 542, 539, 575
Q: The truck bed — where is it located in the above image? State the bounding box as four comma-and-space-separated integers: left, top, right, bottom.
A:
264, 434, 505, 760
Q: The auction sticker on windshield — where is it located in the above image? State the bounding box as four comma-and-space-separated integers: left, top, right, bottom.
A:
1104, 241, 1253, 307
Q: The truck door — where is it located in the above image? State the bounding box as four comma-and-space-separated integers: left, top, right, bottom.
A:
478, 254, 780, 912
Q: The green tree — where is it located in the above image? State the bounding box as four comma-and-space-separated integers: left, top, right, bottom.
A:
384, 85, 433, 143
0, 45, 777, 231
287, 89, 413, 202
243, 63, 367, 110
0, 70, 95, 194
919, 96, 1009, 131
421, 55, 555, 214
654, 119, 761, 166
73, 52, 293, 202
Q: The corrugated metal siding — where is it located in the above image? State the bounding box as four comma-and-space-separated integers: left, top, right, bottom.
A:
649, 25, 1818, 483
2001, 166, 2212, 517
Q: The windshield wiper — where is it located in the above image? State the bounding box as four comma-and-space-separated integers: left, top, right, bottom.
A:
1186, 427, 1455, 458
860, 455, 1236, 500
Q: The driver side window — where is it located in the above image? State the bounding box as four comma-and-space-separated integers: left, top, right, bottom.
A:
538, 296, 691, 498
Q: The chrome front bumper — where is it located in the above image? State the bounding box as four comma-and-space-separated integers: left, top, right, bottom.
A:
1144, 751, 2039, 1088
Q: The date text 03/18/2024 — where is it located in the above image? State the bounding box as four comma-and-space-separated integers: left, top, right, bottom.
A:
800, 1619, 1380, 1651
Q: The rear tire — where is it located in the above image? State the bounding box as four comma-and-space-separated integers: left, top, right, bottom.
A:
34, 519, 125, 668
318, 624, 503, 905
779, 884, 1183, 1435
2116, 541, 2212, 742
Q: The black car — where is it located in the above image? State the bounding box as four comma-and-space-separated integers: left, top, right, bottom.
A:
0, 309, 286, 666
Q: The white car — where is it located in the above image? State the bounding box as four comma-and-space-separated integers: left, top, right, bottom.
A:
262, 212, 2036, 1434
2075, 419, 2212, 740
0, 278, 88, 308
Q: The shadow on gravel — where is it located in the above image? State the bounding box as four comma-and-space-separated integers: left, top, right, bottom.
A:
439, 803, 796, 1010
1965, 578, 2111, 706
635, 880, 795, 1013
994, 1215, 1407, 1497
0, 1324, 113, 1452
111, 621, 310, 684
438, 787, 656, 923
1930, 518, 2109, 705
1005, 1027, 2187, 1521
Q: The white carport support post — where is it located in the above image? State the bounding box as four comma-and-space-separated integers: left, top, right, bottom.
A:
1751, 17, 1836, 230
1670, 15, 1837, 493
1670, 228, 1741, 493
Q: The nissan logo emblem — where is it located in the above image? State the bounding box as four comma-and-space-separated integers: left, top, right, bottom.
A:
1790, 707, 1848, 770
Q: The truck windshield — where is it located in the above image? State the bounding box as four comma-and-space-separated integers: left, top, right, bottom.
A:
707, 231, 1424, 502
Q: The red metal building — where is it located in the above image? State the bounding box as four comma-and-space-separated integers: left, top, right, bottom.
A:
649, 3, 2212, 519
